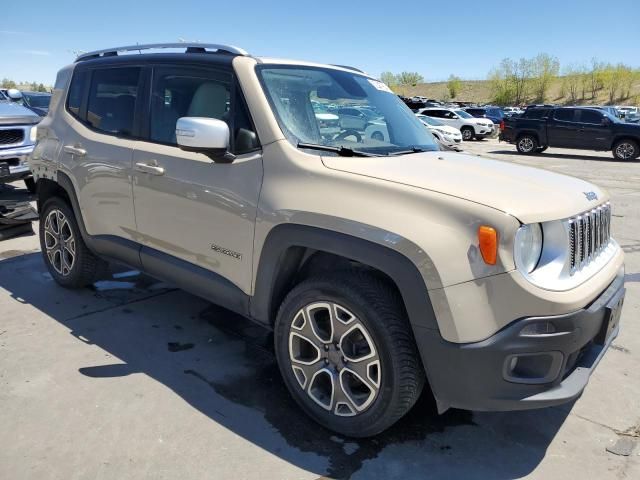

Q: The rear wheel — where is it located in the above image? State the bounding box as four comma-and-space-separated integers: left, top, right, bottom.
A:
460, 127, 474, 141
274, 272, 425, 437
516, 134, 538, 154
612, 139, 639, 160
39, 197, 108, 288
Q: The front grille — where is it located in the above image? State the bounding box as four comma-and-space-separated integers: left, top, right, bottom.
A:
0, 129, 25, 145
568, 203, 611, 273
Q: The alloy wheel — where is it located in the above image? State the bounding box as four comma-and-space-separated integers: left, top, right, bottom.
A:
43, 209, 76, 276
615, 142, 635, 160
518, 137, 534, 152
288, 302, 381, 417
462, 129, 473, 141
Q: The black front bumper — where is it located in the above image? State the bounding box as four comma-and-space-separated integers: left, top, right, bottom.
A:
415, 269, 625, 412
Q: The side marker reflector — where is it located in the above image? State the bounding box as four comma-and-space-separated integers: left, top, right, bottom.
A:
478, 226, 498, 265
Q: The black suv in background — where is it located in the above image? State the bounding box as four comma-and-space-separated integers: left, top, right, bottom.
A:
501, 106, 640, 160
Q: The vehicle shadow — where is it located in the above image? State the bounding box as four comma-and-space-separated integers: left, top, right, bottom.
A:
487, 149, 640, 163
0, 252, 572, 479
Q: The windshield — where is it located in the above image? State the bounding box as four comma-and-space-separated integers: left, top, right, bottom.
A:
24, 93, 51, 108
455, 109, 473, 119
417, 115, 444, 127
258, 66, 439, 155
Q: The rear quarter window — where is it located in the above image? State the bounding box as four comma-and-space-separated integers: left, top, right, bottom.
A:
66, 69, 89, 120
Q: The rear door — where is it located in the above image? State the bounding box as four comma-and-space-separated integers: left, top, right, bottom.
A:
574, 109, 612, 150
131, 64, 263, 293
547, 108, 579, 148
60, 65, 141, 240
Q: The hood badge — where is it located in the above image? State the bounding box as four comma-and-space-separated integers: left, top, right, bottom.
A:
583, 191, 598, 201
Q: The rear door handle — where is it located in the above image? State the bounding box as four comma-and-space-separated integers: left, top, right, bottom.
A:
63, 145, 87, 157
135, 162, 165, 176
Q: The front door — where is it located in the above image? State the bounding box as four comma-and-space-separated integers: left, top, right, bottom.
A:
131, 65, 262, 293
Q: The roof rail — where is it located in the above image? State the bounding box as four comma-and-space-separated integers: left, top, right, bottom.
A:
75, 43, 249, 62
331, 64, 365, 73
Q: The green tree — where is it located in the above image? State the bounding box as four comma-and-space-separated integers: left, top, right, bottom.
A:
447, 74, 462, 99
379, 71, 398, 88
396, 71, 424, 86
530, 53, 559, 103
1, 78, 17, 89
588, 58, 605, 99
562, 64, 584, 104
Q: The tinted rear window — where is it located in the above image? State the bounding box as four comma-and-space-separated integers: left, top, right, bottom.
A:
578, 109, 604, 124
523, 108, 550, 119
553, 109, 576, 121
66, 69, 89, 119
86, 67, 140, 137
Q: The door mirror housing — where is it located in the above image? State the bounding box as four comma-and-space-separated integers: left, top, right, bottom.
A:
6, 88, 22, 101
176, 117, 235, 163
601, 117, 612, 126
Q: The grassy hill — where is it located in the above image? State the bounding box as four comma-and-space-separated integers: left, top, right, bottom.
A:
395, 77, 640, 106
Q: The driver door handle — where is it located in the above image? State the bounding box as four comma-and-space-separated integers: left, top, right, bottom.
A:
135, 161, 165, 176
63, 145, 87, 157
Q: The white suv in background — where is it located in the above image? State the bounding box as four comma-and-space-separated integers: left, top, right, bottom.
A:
418, 107, 494, 140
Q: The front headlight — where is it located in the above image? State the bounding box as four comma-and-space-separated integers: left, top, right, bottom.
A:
514, 223, 543, 273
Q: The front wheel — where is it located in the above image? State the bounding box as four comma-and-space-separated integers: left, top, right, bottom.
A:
612, 139, 639, 160
516, 134, 538, 154
274, 273, 425, 437
460, 127, 474, 141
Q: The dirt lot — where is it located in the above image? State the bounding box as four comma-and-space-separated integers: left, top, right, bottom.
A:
0, 139, 639, 479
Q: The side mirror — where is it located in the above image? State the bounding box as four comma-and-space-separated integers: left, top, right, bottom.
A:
601, 117, 612, 126
7, 88, 22, 101
176, 117, 235, 163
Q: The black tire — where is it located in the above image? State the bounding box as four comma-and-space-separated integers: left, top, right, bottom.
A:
535, 146, 548, 153
516, 134, 538, 154
39, 197, 108, 288
274, 272, 425, 437
24, 177, 36, 193
460, 127, 474, 141
612, 139, 639, 161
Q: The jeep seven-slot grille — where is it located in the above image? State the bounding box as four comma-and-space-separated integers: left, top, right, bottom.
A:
568, 203, 611, 273
0, 129, 24, 145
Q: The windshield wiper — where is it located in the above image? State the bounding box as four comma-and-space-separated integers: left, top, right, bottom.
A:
387, 147, 427, 156
297, 142, 379, 157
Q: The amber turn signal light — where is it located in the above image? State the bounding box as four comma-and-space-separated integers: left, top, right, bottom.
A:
478, 226, 498, 265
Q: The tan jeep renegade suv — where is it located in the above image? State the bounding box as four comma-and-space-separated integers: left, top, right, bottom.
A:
29, 43, 625, 437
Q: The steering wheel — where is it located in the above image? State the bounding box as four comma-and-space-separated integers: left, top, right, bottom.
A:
334, 129, 362, 143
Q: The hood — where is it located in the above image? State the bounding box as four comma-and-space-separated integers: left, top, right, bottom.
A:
432, 125, 461, 135
322, 151, 607, 223
0, 101, 40, 125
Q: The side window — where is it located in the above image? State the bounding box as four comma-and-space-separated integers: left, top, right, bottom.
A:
86, 67, 140, 137
149, 67, 259, 154
150, 68, 231, 145
553, 109, 576, 122
66, 69, 89, 120
578, 109, 603, 124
